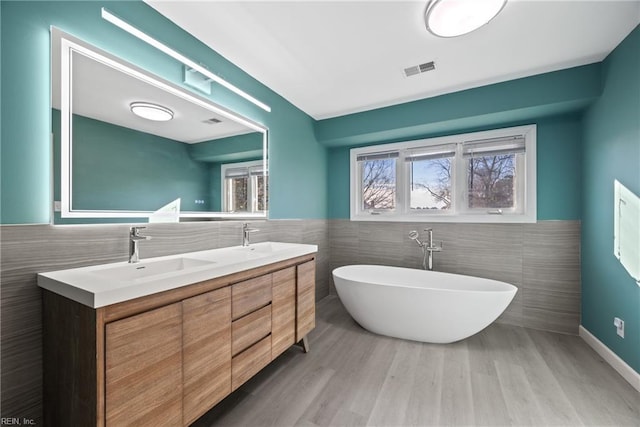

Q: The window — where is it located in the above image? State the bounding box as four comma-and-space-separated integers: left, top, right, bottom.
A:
222, 160, 268, 213
351, 125, 536, 222
357, 152, 398, 211
406, 144, 456, 212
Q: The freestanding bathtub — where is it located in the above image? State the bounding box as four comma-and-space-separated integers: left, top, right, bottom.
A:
332, 265, 517, 344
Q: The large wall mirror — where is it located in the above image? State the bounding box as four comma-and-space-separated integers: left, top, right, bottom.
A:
51, 28, 268, 223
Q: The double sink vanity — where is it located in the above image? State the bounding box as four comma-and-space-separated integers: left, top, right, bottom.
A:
42, 22, 316, 426
38, 240, 317, 426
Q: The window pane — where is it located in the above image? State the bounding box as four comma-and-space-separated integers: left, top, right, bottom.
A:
409, 157, 452, 210
227, 177, 248, 212
467, 153, 519, 209
255, 175, 268, 211
360, 159, 396, 210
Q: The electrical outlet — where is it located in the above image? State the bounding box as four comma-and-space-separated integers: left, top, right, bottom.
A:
614, 317, 624, 338
54, 201, 61, 212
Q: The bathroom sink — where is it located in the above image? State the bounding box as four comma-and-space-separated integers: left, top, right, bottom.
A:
38, 241, 318, 308
91, 257, 215, 282
230, 242, 295, 258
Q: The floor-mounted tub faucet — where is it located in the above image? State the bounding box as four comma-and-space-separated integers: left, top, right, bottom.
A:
242, 222, 259, 246
129, 226, 151, 263
409, 228, 442, 271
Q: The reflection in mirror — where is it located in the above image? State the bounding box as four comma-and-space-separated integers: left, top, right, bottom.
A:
51, 28, 268, 222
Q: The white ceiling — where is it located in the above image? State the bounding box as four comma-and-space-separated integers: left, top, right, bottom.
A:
147, 0, 640, 120
71, 52, 254, 143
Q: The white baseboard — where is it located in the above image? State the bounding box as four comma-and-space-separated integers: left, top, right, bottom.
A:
579, 325, 640, 392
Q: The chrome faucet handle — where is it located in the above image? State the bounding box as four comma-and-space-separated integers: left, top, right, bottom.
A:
408, 230, 424, 247
242, 222, 260, 232
130, 226, 151, 240
242, 222, 259, 246
128, 226, 150, 263
130, 226, 145, 235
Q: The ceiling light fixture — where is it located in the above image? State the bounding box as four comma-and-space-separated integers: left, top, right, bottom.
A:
102, 8, 271, 112
130, 102, 174, 121
425, 0, 507, 38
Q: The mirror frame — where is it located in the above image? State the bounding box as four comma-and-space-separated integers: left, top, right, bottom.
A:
53, 28, 269, 221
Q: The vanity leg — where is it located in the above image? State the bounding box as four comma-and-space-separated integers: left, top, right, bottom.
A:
299, 336, 310, 353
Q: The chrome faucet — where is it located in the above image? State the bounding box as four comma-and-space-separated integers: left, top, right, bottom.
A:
409, 228, 443, 271
129, 226, 151, 263
242, 222, 259, 247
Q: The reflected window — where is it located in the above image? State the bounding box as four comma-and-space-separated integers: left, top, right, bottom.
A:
222, 161, 268, 213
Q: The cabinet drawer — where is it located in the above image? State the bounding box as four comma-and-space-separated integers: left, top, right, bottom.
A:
232, 304, 272, 356
231, 335, 272, 391
231, 274, 272, 320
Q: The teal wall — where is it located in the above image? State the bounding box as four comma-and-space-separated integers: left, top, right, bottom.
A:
315, 64, 601, 147
210, 163, 223, 212
54, 111, 212, 212
581, 25, 640, 372
51, 109, 265, 217
319, 63, 595, 220
0, 1, 327, 223
189, 132, 263, 163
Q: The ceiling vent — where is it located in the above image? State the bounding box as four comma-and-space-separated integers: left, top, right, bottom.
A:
404, 61, 436, 77
202, 117, 222, 125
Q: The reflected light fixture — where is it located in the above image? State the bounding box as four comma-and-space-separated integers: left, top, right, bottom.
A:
425, 0, 507, 38
102, 8, 271, 112
130, 102, 174, 121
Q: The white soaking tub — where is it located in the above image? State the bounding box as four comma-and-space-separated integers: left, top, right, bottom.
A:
332, 265, 517, 344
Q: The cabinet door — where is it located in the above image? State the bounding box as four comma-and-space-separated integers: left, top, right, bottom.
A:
296, 260, 316, 341
105, 302, 183, 427
271, 267, 296, 359
183, 287, 232, 426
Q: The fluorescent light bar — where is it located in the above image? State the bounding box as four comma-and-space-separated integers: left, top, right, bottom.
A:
101, 8, 271, 112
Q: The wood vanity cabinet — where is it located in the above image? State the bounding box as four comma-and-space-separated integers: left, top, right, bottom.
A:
182, 287, 231, 426
43, 254, 316, 427
105, 303, 184, 426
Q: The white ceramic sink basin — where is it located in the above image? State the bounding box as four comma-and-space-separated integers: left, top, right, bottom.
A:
38, 241, 318, 308
90, 257, 215, 282
229, 242, 293, 259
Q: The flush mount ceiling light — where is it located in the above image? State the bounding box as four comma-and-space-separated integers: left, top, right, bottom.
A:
130, 102, 174, 121
425, 0, 508, 38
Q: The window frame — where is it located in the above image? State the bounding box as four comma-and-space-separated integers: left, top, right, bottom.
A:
221, 160, 268, 214
350, 124, 537, 223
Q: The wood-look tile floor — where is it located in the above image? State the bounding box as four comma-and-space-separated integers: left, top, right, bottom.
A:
194, 296, 639, 427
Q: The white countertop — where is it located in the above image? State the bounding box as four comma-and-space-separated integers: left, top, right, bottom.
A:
37, 242, 317, 308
